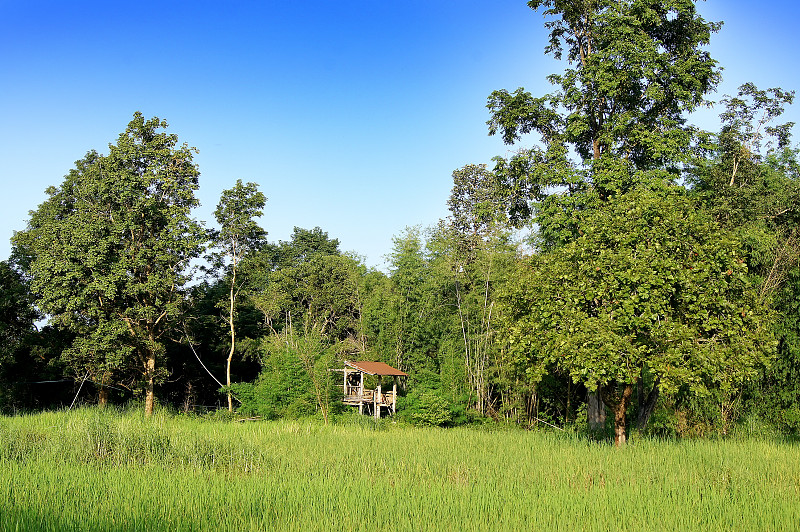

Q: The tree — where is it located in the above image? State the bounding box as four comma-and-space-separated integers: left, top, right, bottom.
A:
370, 220, 521, 424
502, 186, 774, 445
447, 164, 508, 239
0, 260, 41, 410
384, 228, 434, 371
482, 0, 724, 432
691, 83, 797, 227
212, 180, 267, 412
716, 83, 795, 189
690, 84, 800, 433
490, 0, 720, 160
431, 223, 518, 418
441, 167, 524, 418
253, 226, 341, 274
690, 84, 799, 294
13, 112, 205, 416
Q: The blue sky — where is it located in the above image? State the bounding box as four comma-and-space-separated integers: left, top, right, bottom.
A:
1, 0, 798, 270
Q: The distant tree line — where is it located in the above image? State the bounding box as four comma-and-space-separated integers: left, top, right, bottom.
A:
1, 1, 799, 444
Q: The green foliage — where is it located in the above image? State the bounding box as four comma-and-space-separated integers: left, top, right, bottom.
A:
0, 261, 38, 365
0, 262, 40, 406
396, 368, 476, 427
248, 227, 360, 340
381, 227, 443, 372
252, 226, 341, 274
469, 3, 800, 441
0, 261, 62, 412
406, 392, 453, 427
210, 179, 268, 338
212, 180, 267, 269
234, 327, 344, 421
378, 222, 520, 422
743, 267, 800, 434
484, 0, 723, 245
231, 343, 316, 419
357, 269, 401, 364
689, 85, 800, 434
719, 83, 795, 160
691, 84, 799, 233
448, 164, 508, 237
638, 405, 680, 439
398, 369, 448, 426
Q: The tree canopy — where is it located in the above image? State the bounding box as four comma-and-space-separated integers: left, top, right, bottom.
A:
487, 0, 722, 248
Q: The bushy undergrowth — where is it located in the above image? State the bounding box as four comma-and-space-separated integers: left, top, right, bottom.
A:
1, 407, 799, 531
395, 368, 479, 427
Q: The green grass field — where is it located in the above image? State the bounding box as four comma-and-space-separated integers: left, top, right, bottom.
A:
0, 408, 798, 531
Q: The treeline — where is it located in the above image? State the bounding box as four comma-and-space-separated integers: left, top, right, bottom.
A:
2, 1, 800, 442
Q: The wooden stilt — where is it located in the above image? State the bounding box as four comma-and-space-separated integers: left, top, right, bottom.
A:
376, 380, 382, 419
392, 377, 398, 415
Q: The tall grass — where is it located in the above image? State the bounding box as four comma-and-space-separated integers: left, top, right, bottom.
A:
0, 407, 798, 531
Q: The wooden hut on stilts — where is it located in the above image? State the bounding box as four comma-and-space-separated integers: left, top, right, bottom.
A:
334, 361, 408, 418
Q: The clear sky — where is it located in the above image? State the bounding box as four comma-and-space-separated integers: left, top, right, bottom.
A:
2, 0, 798, 271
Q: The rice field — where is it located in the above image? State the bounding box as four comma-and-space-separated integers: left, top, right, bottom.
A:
0, 408, 798, 531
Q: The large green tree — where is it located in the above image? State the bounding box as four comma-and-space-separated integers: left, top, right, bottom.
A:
13, 112, 205, 415
502, 186, 774, 444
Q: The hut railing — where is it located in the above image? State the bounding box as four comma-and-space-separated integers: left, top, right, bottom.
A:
345, 385, 362, 397
343, 387, 396, 406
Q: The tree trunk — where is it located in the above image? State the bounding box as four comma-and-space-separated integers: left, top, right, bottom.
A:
227, 268, 236, 412
183, 381, 194, 414
636, 378, 660, 431
529, 387, 539, 426
98, 387, 109, 407
145, 352, 156, 417
588, 387, 606, 432
227, 347, 234, 412
602, 384, 633, 446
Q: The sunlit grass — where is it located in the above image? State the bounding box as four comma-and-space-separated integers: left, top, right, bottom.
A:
0, 407, 798, 531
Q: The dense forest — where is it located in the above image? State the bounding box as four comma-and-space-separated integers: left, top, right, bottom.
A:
2, 1, 799, 446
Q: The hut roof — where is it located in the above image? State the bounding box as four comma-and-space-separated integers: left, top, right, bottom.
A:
344, 361, 408, 376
